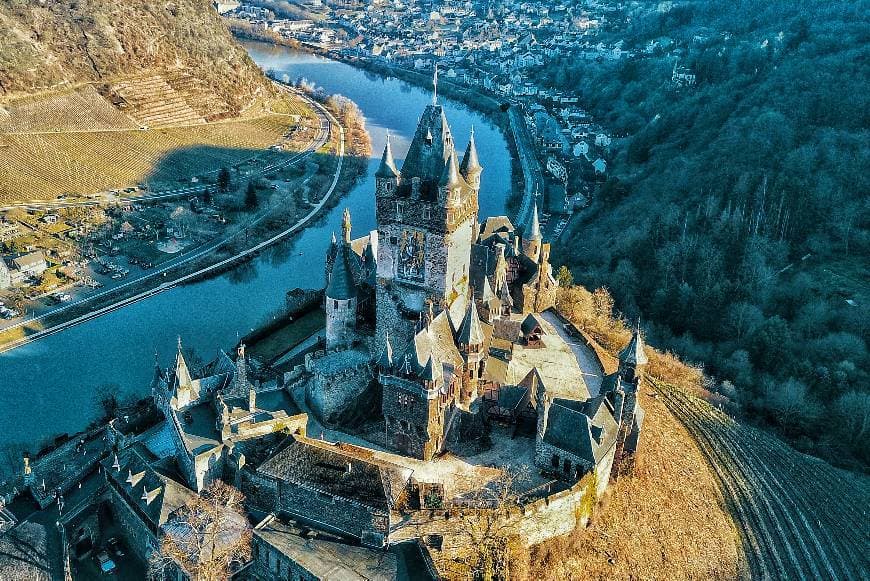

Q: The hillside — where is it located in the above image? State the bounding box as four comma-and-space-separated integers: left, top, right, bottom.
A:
544, 0, 869, 468
542, 285, 870, 579
0, 0, 272, 110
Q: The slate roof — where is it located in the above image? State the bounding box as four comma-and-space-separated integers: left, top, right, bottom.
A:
543, 396, 618, 467
257, 435, 412, 511
375, 135, 399, 179
459, 128, 482, 177
102, 447, 195, 530
480, 216, 514, 240
254, 515, 398, 580
326, 243, 357, 300
400, 104, 454, 187
456, 299, 485, 346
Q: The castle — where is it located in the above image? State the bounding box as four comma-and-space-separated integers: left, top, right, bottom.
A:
72, 99, 647, 577
306, 98, 644, 478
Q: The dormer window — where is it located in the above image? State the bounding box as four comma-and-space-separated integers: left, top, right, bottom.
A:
425, 128, 433, 145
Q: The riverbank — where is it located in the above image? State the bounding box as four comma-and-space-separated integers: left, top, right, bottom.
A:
269, 41, 529, 218
0, 88, 369, 353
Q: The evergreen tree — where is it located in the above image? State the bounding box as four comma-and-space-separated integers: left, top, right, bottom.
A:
218, 167, 231, 192
245, 181, 258, 210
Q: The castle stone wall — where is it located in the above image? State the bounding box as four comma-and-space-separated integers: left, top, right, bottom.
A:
306, 349, 372, 424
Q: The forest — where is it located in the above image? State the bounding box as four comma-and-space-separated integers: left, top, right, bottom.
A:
543, 0, 869, 468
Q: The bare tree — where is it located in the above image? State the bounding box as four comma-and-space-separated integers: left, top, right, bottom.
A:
149, 481, 252, 581
441, 465, 532, 581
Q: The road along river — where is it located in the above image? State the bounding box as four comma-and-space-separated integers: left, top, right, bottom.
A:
0, 42, 514, 451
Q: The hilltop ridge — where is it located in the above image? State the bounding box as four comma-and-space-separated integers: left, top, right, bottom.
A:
0, 0, 272, 111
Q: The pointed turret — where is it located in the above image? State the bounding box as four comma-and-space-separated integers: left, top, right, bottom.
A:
174, 337, 192, 389
618, 327, 648, 384
326, 244, 357, 300
528, 201, 542, 240
375, 134, 399, 179
460, 127, 483, 189
439, 148, 462, 192
234, 343, 249, 395
619, 328, 648, 367
456, 298, 485, 347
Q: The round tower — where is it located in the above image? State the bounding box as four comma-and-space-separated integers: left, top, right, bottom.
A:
325, 211, 358, 350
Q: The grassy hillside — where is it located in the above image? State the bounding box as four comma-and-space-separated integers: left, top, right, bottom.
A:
543, 0, 869, 468
541, 284, 870, 579
0, 113, 305, 200
0, 0, 272, 110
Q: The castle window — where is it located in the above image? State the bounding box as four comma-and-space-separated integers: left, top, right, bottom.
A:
563, 458, 572, 473
424, 207, 431, 220
333, 299, 338, 309
390, 235, 398, 245
551, 454, 559, 468
396, 201, 404, 220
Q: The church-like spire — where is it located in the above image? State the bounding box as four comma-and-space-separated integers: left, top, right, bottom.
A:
619, 326, 648, 367
528, 201, 542, 240
234, 343, 248, 394
174, 337, 192, 388
375, 133, 399, 179
342, 208, 352, 243
460, 126, 483, 179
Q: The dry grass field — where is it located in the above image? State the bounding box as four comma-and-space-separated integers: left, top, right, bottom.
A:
0, 115, 298, 200
529, 387, 741, 580
0, 76, 314, 202
532, 284, 870, 580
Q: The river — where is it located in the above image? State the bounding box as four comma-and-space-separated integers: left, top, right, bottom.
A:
0, 42, 514, 451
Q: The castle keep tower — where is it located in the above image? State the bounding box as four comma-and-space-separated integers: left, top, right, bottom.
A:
374, 103, 481, 354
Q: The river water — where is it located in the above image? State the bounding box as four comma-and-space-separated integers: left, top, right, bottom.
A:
0, 42, 513, 450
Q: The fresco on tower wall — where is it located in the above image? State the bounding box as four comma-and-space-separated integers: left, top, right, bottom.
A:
398, 228, 426, 283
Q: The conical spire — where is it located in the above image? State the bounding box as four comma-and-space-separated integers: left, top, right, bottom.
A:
528, 201, 542, 240
342, 208, 352, 243
460, 126, 482, 178
326, 243, 357, 300
174, 337, 192, 388
375, 133, 399, 179
619, 327, 648, 366
457, 298, 485, 346
439, 148, 462, 189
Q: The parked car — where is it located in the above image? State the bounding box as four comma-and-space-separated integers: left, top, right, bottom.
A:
95, 551, 116, 574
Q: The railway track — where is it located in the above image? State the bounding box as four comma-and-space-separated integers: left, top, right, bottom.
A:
655, 381, 870, 580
